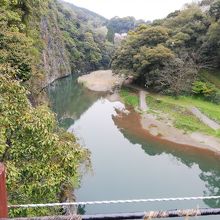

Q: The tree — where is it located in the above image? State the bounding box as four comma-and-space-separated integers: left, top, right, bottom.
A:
112, 2, 220, 95
133, 44, 174, 72
0, 31, 33, 81
0, 73, 90, 217
0, 1, 92, 217
154, 57, 197, 95
107, 16, 145, 42
112, 25, 175, 89
209, 0, 220, 21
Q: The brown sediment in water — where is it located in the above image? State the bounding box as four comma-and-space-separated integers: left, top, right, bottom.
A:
113, 108, 220, 158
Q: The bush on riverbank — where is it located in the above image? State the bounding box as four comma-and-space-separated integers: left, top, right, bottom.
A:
0, 1, 90, 217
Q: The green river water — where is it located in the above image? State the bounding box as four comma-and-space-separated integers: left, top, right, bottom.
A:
48, 75, 220, 219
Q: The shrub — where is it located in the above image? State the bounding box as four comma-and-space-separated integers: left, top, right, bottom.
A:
192, 81, 216, 96
209, 90, 220, 104
192, 81, 220, 103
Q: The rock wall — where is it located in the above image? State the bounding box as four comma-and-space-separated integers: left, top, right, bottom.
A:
40, 13, 71, 87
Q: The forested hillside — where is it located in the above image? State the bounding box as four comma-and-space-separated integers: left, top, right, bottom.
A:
107, 16, 146, 42
112, 0, 220, 103
40, 0, 113, 85
56, 1, 113, 72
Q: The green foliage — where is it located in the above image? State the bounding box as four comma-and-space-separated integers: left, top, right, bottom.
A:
0, 31, 33, 81
192, 81, 216, 96
148, 94, 220, 124
112, 25, 192, 93
146, 95, 220, 137
192, 80, 220, 104
209, 0, 220, 21
0, 0, 91, 217
0, 74, 90, 217
112, 1, 220, 95
209, 90, 220, 104
55, 1, 113, 72
200, 69, 220, 88
166, 32, 190, 46
204, 21, 220, 67
107, 16, 145, 42
133, 44, 174, 72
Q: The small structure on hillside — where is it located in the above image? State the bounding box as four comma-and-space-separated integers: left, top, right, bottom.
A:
114, 33, 127, 45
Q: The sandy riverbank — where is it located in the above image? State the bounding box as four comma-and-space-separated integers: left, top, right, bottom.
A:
140, 112, 220, 154
78, 70, 124, 92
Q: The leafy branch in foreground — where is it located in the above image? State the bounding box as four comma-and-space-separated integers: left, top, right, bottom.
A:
0, 73, 90, 217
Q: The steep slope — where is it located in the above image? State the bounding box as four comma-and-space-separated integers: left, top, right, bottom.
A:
0, 0, 89, 217
41, 1, 72, 86
40, 0, 112, 85
59, 0, 108, 26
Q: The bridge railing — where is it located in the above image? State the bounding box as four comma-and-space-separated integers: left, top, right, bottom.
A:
0, 163, 8, 218
2, 209, 220, 220
1, 162, 220, 219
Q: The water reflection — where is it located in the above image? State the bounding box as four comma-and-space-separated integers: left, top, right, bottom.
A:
47, 74, 101, 129
113, 111, 220, 208
47, 74, 220, 218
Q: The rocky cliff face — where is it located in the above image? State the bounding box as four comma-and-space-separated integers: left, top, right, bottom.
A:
39, 0, 111, 86
40, 12, 71, 86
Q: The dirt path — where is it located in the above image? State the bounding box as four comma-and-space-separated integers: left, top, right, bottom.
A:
190, 107, 220, 130
139, 90, 148, 111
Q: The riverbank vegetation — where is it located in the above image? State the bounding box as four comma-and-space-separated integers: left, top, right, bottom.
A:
120, 88, 139, 108
119, 88, 220, 138
148, 95, 220, 124
112, 0, 220, 103
0, 0, 92, 217
146, 95, 220, 138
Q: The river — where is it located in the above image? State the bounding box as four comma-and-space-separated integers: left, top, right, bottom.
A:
48, 75, 220, 219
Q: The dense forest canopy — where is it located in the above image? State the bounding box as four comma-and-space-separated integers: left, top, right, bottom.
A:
112, 0, 220, 102
56, 0, 113, 72
107, 16, 146, 42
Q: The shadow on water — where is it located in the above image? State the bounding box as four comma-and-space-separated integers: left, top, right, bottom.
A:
47, 74, 102, 129
113, 110, 220, 208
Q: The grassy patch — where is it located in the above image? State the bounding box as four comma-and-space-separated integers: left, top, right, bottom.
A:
150, 95, 220, 124
146, 95, 220, 138
120, 88, 139, 108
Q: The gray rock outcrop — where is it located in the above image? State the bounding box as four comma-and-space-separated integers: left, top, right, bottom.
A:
40, 14, 71, 87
